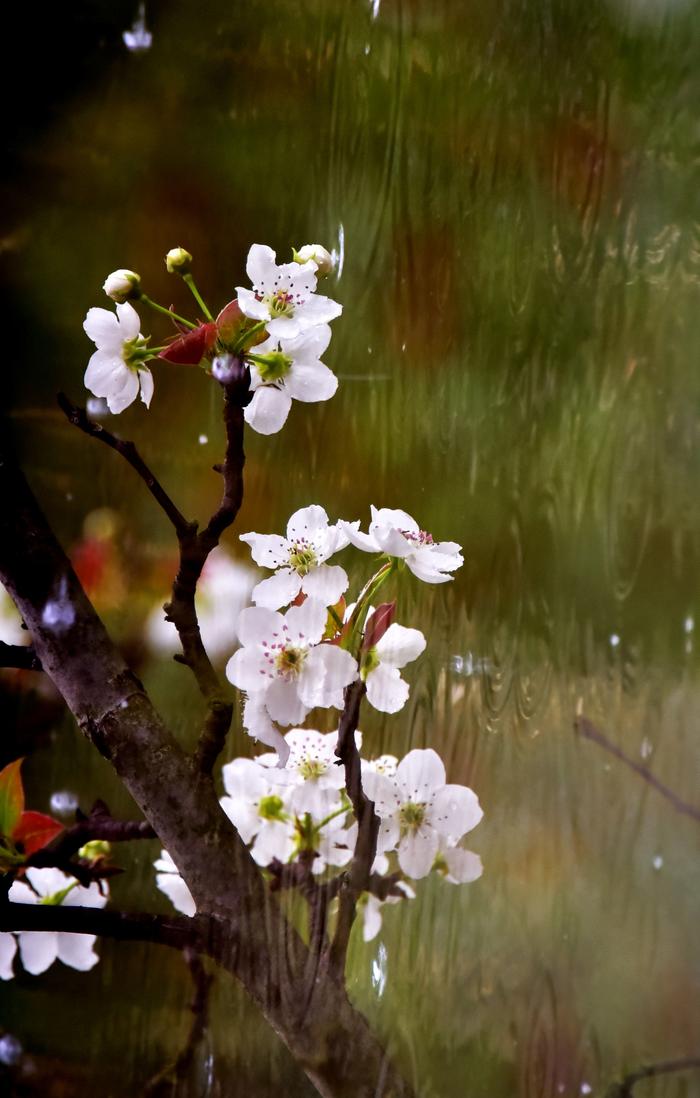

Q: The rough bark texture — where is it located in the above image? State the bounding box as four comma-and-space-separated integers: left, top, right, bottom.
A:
0, 449, 415, 1098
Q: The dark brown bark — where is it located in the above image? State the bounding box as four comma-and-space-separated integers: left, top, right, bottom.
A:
0, 448, 414, 1098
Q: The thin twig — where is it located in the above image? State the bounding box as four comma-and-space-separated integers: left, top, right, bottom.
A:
575, 716, 700, 824
0, 641, 42, 670
29, 799, 155, 865
59, 382, 247, 775
144, 948, 214, 1096
606, 1055, 700, 1096
57, 394, 192, 539
327, 679, 379, 976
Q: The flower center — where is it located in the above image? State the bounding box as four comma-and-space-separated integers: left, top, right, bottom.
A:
258, 794, 285, 821
257, 351, 292, 383
288, 543, 317, 575
298, 758, 326, 781
401, 529, 435, 546
275, 644, 307, 678
399, 801, 426, 834
268, 289, 295, 317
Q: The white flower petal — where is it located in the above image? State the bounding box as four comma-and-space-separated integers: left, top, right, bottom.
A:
266, 315, 302, 340
115, 301, 141, 340
430, 784, 483, 840
300, 645, 358, 707
395, 749, 446, 801
239, 533, 289, 569
365, 663, 409, 714
286, 505, 329, 542
297, 293, 342, 326
244, 386, 292, 434
337, 522, 381, 553
375, 624, 426, 669
156, 872, 196, 917
56, 933, 100, 971
17, 932, 58, 975
280, 324, 332, 361
83, 307, 121, 348
226, 646, 271, 691
405, 556, 453, 584
236, 287, 270, 321
138, 368, 154, 408
285, 362, 338, 403
444, 847, 483, 884
370, 506, 419, 533
106, 370, 140, 414
398, 828, 438, 879
301, 565, 348, 607
252, 570, 302, 610
236, 605, 284, 647
0, 933, 16, 980
372, 526, 413, 557
285, 597, 328, 645
246, 243, 278, 288
265, 678, 310, 725
84, 351, 124, 396
362, 897, 383, 942
359, 772, 400, 818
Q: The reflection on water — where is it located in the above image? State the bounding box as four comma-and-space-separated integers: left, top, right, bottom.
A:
3, 0, 700, 1094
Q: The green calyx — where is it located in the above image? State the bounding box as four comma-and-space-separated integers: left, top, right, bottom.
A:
360, 646, 380, 681
123, 335, 152, 370
256, 351, 292, 383
258, 795, 286, 821
39, 882, 79, 907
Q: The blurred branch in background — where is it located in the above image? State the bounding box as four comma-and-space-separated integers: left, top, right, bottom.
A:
606, 1055, 700, 1097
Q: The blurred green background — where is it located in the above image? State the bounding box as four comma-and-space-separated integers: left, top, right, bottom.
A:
1, 0, 699, 1094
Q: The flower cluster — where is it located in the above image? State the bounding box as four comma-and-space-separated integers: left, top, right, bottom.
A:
83, 242, 342, 433
155, 736, 482, 943
229, 503, 462, 758
1, 868, 108, 980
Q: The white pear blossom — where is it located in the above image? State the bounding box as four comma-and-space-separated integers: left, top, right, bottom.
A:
154, 851, 196, 917
294, 244, 334, 276
244, 325, 338, 435
362, 749, 483, 879
83, 302, 154, 414
340, 507, 463, 584
260, 728, 352, 818
146, 549, 257, 661
240, 505, 352, 610
362, 623, 426, 714
364, 754, 398, 777
237, 243, 342, 341
8, 868, 108, 975
102, 269, 140, 303
226, 599, 358, 727
220, 758, 295, 867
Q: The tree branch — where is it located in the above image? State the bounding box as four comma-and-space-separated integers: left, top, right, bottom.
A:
575, 716, 700, 824
0, 900, 200, 950
606, 1055, 700, 1096
144, 948, 213, 1096
0, 641, 42, 670
328, 679, 379, 976
0, 446, 415, 1098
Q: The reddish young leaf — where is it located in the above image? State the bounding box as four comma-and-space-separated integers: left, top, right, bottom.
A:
216, 299, 268, 350
158, 322, 217, 365
362, 602, 396, 651
0, 758, 25, 839
13, 811, 64, 856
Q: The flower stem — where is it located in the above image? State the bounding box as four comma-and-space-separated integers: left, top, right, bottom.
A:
140, 294, 198, 330
182, 274, 214, 322
235, 320, 268, 352
345, 560, 397, 653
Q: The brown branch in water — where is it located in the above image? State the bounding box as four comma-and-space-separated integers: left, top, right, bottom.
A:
144, 948, 214, 1097
575, 716, 700, 824
606, 1055, 700, 1097
0, 641, 42, 670
58, 381, 247, 776
327, 679, 379, 976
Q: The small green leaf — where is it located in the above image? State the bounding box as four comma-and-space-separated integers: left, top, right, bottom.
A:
0, 758, 25, 839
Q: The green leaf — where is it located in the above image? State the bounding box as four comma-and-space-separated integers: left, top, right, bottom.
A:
0, 758, 25, 839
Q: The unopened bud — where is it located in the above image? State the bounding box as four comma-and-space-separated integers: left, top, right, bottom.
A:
293, 244, 334, 277
78, 839, 111, 861
103, 269, 141, 303
212, 354, 253, 405
165, 247, 192, 275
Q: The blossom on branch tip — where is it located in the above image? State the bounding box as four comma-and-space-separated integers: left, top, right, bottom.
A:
7, 868, 108, 975
83, 302, 154, 414
362, 748, 483, 879
226, 599, 358, 729
244, 325, 338, 435
240, 505, 352, 610
339, 507, 463, 584
165, 246, 192, 274
220, 759, 295, 866
237, 243, 342, 341
102, 269, 141, 303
